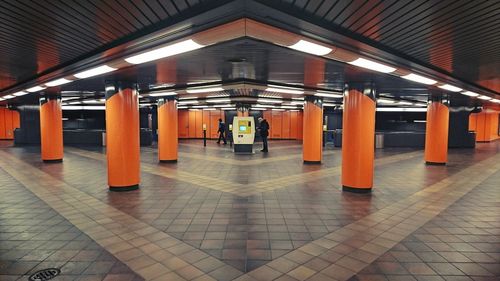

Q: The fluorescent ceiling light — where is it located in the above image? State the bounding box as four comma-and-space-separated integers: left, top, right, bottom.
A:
178, 96, 198, 100
478, 95, 492, 100
177, 106, 188, 109
0, 98, 5, 101
257, 98, 282, 103
192, 105, 208, 108
26, 86, 46, 92
74, 65, 117, 79
376, 107, 427, 112
125, 39, 205, 64
212, 104, 233, 108
288, 40, 332, 56
178, 100, 199, 105
206, 98, 230, 103
461, 91, 479, 97
292, 97, 304, 100
314, 92, 343, 98
401, 73, 437, 85
254, 104, 276, 108
83, 99, 105, 104
265, 87, 304, 95
377, 98, 396, 104
46, 78, 73, 87
323, 103, 337, 107
203, 108, 216, 111
491, 99, 500, 103
3, 95, 15, 99
290, 101, 304, 105
13, 91, 28, 96
149, 91, 177, 97
280, 106, 298, 109
272, 108, 285, 111
348, 58, 396, 73
438, 84, 462, 92
186, 87, 224, 94
397, 101, 413, 105
251, 108, 267, 111
62, 106, 106, 110
221, 107, 236, 110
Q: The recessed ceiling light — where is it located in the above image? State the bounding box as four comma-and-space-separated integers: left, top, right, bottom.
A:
323, 103, 337, 107
178, 100, 199, 105
265, 87, 303, 95
177, 106, 188, 109
377, 98, 396, 104
62, 105, 106, 110
149, 91, 177, 97
46, 78, 73, 87
438, 84, 462, 92
401, 73, 437, 85
288, 40, 333, 56
74, 65, 117, 79
272, 108, 285, 111
490, 99, 500, 103
3, 95, 15, 99
206, 98, 231, 103
125, 39, 205, 64
186, 87, 224, 94
257, 98, 282, 103
397, 101, 413, 105
13, 91, 28, 96
314, 92, 343, 98
221, 107, 236, 110
212, 104, 233, 108
251, 108, 267, 111
376, 107, 427, 112
461, 91, 479, 97
26, 86, 46, 92
192, 105, 209, 108
280, 106, 298, 109
348, 58, 396, 73
478, 95, 492, 100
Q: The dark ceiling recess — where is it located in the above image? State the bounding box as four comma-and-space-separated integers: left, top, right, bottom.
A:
258, 0, 500, 94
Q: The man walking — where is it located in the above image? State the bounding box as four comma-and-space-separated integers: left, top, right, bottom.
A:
258, 117, 269, 152
216, 118, 227, 144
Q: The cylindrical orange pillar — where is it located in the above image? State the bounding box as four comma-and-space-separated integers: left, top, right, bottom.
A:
158, 98, 178, 162
342, 83, 376, 193
105, 81, 140, 191
40, 95, 63, 162
303, 97, 323, 164
424, 99, 449, 165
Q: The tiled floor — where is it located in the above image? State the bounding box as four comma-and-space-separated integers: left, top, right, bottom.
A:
0, 139, 499, 280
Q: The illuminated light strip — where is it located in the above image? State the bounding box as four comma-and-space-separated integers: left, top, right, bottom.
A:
26, 86, 46, 92
125, 39, 205, 64
178, 100, 199, 105
461, 91, 479, 97
186, 87, 224, 94
62, 106, 106, 110
149, 91, 177, 97
478, 95, 492, 100
74, 65, 117, 79
376, 107, 427, 112
348, 58, 396, 73
46, 78, 73, 87
265, 87, 303, 95
206, 98, 231, 103
3, 95, 15, 99
13, 91, 29, 96
377, 98, 396, 104
257, 98, 282, 103
401, 73, 437, 85
323, 103, 338, 107
315, 92, 343, 98
288, 40, 332, 56
438, 84, 462, 92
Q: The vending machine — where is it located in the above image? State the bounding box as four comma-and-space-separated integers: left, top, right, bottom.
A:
232, 117, 255, 154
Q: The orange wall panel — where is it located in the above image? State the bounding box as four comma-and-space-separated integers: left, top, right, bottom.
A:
469, 113, 477, 131
290, 111, 298, 139
178, 110, 189, 138
282, 111, 291, 139
4, 109, 13, 139
209, 111, 223, 139
188, 110, 197, 138
472, 109, 500, 142
195, 110, 203, 138
271, 111, 283, 139
297, 111, 303, 140
0, 109, 6, 139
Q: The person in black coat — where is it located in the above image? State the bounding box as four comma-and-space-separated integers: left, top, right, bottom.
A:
258, 117, 269, 152
216, 118, 227, 144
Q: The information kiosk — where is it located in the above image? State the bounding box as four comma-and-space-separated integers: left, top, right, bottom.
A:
232, 117, 255, 154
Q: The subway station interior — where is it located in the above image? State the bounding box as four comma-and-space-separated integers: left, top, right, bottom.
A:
0, 1, 499, 280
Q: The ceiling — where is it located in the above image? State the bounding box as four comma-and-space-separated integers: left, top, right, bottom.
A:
0, 0, 498, 107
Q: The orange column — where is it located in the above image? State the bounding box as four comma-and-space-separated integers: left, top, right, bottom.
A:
39, 96, 63, 162
424, 99, 449, 165
342, 84, 376, 193
105, 82, 140, 191
158, 98, 178, 162
303, 97, 323, 163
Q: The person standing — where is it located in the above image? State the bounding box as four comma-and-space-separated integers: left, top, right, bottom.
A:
258, 117, 270, 152
216, 118, 227, 144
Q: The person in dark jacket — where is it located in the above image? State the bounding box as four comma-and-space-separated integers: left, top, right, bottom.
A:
216, 118, 227, 144
258, 117, 269, 152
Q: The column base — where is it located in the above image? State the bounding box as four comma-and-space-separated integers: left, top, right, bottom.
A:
425, 161, 446, 166
159, 159, 177, 163
43, 159, 63, 163
342, 185, 372, 193
109, 184, 139, 192
303, 160, 321, 164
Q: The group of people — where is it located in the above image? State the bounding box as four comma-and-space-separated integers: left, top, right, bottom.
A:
216, 117, 270, 152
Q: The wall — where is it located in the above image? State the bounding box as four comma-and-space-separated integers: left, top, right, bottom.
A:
263, 110, 303, 140
0, 108, 20, 140
178, 109, 225, 139
470, 106, 500, 142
